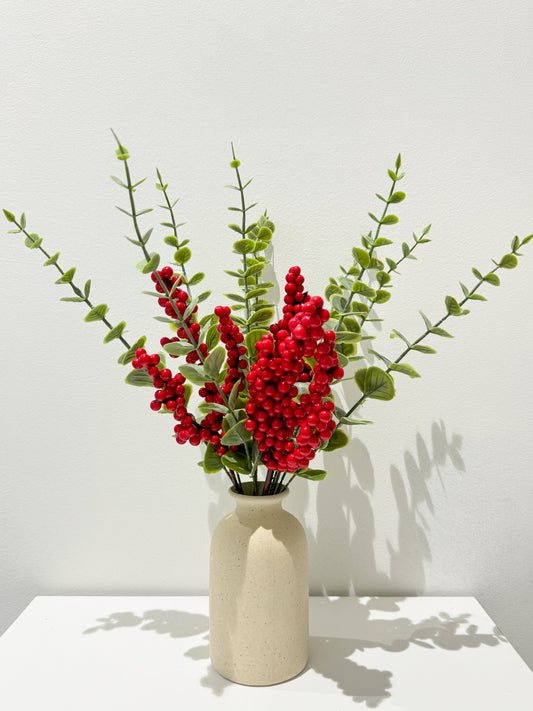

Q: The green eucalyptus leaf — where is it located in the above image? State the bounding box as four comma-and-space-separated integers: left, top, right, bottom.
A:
445, 295, 462, 316
117, 336, 146, 365
430, 326, 453, 338
294, 468, 327, 481
124, 369, 153, 387
104, 321, 127, 344
188, 272, 205, 285
353, 247, 370, 268
43, 252, 60, 267
381, 215, 399, 225
84, 303, 108, 322
174, 247, 191, 265
233, 239, 255, 254
355, 366, 395, 401
374, 289, 391, 304
351, 281, 376, 299
164, 235, 179, 247
499, 254, 518, 269
204, 346, 226, 380
221, 449, 252, 475
247, 308, 274, 326
55, 267, 76, 284
227, 224, 243, 234
388, 191, 405, 204
411, 344, 437, 354
197, 290, 211, 303
483, 272, 500, 286
201, 444, 223, 473
142, 253, 160, 274
388, 362, 421, 378
3, 209, 16, 223
163, 340, 195, 356
322, 429, 349, 452
179, 363, 209, 385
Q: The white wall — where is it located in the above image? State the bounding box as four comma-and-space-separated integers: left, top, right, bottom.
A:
1, 0, 533, 670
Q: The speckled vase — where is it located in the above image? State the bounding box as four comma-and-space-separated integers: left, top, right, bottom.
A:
209, 482, 309, 686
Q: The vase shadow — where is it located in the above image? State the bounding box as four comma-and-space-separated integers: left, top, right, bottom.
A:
82, 595, 506, 706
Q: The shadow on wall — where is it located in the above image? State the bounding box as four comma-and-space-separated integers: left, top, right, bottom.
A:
304, 419, 465, 596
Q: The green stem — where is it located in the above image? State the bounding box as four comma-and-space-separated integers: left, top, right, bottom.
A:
13, 220, 131, 349
343, 265, 502, 419
156, 169, 192, 298
231, 150, 251, 330
336, 177, 397, 332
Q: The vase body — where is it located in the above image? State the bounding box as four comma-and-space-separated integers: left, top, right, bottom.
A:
209, 483, 308, 685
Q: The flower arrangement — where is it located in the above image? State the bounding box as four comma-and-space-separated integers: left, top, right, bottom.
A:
3, 133, 531, 495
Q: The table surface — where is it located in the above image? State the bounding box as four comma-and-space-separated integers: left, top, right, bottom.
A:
0, 596, 532, 710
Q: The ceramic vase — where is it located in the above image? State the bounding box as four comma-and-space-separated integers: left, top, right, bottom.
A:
209, 482, 308, 685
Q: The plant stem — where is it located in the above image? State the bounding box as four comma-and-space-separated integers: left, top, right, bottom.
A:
336, 176, 397, 332
231, 151, 251, 330
343, 264, 503, 419
156, 170, 192, 298
12, 220, 131, 349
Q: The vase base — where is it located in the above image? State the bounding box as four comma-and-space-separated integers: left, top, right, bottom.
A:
211, 657, 308, 687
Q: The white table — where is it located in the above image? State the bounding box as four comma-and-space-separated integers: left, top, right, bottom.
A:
1, 596, 532, 710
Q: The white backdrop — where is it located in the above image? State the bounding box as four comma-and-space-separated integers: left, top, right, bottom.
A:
1, 0, 533, 669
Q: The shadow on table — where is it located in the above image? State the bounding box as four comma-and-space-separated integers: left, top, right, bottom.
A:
83, 597, 506, 706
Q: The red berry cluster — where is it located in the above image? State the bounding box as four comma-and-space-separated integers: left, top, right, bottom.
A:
244, 266, 343, 473
214, 305, 247, 393
153, 266, 206, 365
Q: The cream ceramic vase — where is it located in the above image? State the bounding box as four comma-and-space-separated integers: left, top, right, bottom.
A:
209, 482, 309, 686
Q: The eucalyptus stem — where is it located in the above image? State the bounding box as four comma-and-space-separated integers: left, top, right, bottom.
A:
231, 148, 251, 329
113, 135, 254, 470
336, 175, 397, 332
156, 169, 192, 298
8, 218, 131, 349
358, 228, 430, 329
343, 264, 503, 419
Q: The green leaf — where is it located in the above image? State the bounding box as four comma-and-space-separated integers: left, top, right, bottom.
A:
374, 289, 391, 304
233, 239, 255, 254
367, 349, 391, 366
183, 297, 199, 320
468, 293, 487, 301
183, 383, 192, 407
243, 262, 264, 278
352, 247, 370, 268
388, 191, 405, 204
221, 420, 252, 446
245, 329, 269, 360
110, 175, 127, 188
388, 169, 398, 181
499, 253, 518, 269
60, 296, 85, 302
430, 326, 453, 338
117, 336, 146, 365
355, 366, 395, 401
83, 279, 91, 298
228, 380, 241, 410
179, 363, 208, 385
197, 290, 211, 303
142, 253, 160, 274
84, 303, 108, 322
164, 235, 179, 247
247, 308, 274, 326
204, 346, 226, 380
322, 428, 349, 452
245, 287, 269, 300
388, 362, 421, 378
483, 273, 500, 286
227, 223, 243, 234
20, 213, 27, 227
386, 258, 397, 271
201, 444, 223, 473
188, 272, 205, 285
225, 293, 245, 303
2, 209, 16, 223
339, 417, 373, 426
124, 369, 153, 387
174, 247, 191, 265
55, 267, 76, 284
43, 252, 60, 267
206, 324, 220, 351
411, 344, 437, 354
521, 234, 533, 246
198, 401, 228, 416
445, 295, 462, 316
390, 329, 410, 346
294, 468, 327, 481
381, 215, 399, 225
335, 331, 361, 343
374, 237, 394, 247
103, 321, 127, 344
163, 340, 195, 356
221, 449, 252, 475
472, 267, 483, 280
351, 281, 376, 299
